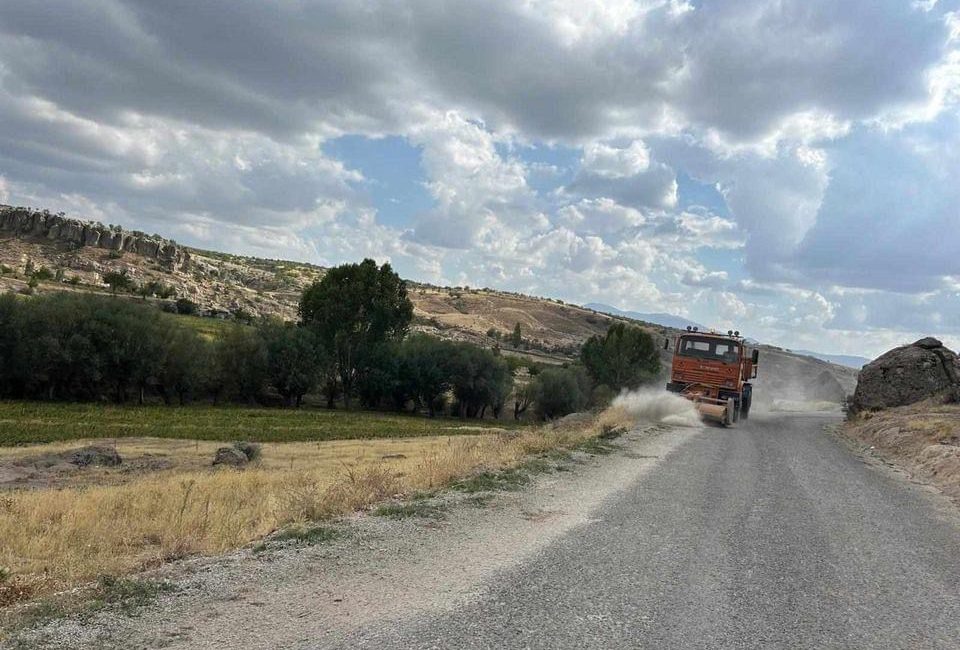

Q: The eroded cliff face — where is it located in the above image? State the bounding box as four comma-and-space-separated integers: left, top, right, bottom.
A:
0, 205, 190, 270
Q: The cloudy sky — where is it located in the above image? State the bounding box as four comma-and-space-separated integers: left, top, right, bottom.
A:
1, 0, 958, 357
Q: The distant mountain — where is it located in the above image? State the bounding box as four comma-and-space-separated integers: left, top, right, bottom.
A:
584, 303, 705, 331
790, 350, 870, 369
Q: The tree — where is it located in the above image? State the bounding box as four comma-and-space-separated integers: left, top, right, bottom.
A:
397, 334, 454, 416
514, 382, 535, 420
580, 323, 660, 393
103, 270, 132, 293
175, 298, 198, 315
158, 328, 210, 405
0, 295, 23, 397
0, 293, 213, 405
531, 367, 588, 420
299, 259, 413, 409
92, 299, 165, 403
447, 343, 513, 418
511, 322, 523, 347
356, 341, 399, 409
214, 326, 268, 404
260, 320, 323, 407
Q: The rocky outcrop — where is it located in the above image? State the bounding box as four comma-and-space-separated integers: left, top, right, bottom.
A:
849, 338, 960, 413
0, 205, 190, 270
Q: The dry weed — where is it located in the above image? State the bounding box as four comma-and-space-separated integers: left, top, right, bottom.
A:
0, 410, 618, 604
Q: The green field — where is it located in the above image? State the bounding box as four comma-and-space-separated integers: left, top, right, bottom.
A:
0, 401, 521, 446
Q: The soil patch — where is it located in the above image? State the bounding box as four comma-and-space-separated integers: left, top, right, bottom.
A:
841, 401, 960, 503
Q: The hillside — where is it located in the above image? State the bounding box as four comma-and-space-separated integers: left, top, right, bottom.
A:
585, 302, 705, 331
1, 205, 857, 400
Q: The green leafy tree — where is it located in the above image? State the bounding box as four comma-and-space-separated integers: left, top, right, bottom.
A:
260, 320, 324, 407
580, 323, 660, 393
214, 326, 268, 404
158, 328, 211, 405
511, 322, 522, 347
447, 343, 513, 418
0, 293, 211, 405
356, 341, 400, 409
397, 334, 454, 416
531, 367, 588, 420
102, 270, 132, 293
0, 295, 23, 396
513, 381, 536, 420
299, 259, 413, 409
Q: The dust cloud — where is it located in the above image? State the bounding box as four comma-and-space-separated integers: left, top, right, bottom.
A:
610, 389, 702, 428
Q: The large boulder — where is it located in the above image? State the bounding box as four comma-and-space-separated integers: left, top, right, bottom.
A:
849, 338, 960, 412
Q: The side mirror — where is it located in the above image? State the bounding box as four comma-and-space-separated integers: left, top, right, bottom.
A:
752, 349, 760, 364
664, 337, 670, 350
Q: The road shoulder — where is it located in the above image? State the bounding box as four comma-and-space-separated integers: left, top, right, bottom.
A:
6, 423, 701, 650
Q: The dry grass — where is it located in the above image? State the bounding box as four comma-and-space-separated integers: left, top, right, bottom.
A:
0, 412, 615, 605
843, 400, 960, 503
0, 436, 492, 490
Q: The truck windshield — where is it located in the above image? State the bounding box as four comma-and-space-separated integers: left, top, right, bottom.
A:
678, 336, 740, 363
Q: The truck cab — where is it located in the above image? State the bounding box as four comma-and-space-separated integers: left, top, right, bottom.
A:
666, 328, 758, 424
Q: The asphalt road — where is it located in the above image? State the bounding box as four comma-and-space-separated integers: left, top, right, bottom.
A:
349, 413, 960, 649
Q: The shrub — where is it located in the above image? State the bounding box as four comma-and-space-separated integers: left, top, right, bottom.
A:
175, 298, 198, 315
531, 367, 588, 420
31, 266, 54, 281
102, 270, 132, 293
233, 441, 262, 462
591, 384, 616, 409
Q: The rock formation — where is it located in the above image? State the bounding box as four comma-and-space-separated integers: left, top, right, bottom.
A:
0, 205, 190, 270
849, 337, 960, 412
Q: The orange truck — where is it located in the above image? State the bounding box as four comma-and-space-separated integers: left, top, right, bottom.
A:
665, 327, 759, 425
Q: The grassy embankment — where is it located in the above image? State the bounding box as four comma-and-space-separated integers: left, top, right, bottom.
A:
0, 400, 629, 609
842, 401, 960, 502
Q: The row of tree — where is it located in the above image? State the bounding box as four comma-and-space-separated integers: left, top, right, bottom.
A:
0, 258, 661, 419
0, 293, 514, 416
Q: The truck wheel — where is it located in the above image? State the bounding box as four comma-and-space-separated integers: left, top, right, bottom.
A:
741, 391, 752, 420
724, 398, 736, 426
